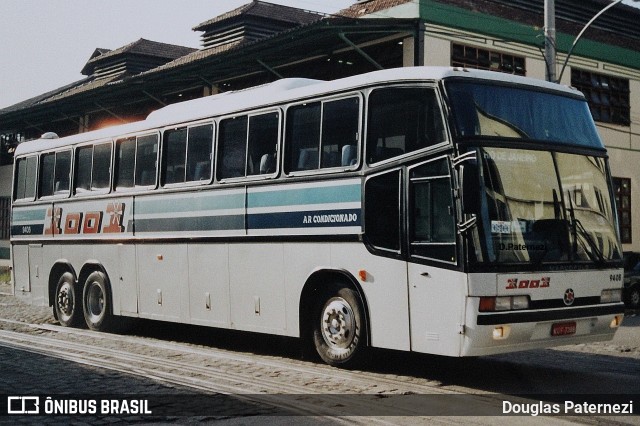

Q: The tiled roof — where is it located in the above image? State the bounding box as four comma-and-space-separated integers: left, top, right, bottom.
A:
3, 0, 639, 117
0, 78, 91, 114
80, 39, 197, 75
338, 0, 413, 18
193, 0, 322, 31
1, 39, 196, 113
140, 40, 245, 74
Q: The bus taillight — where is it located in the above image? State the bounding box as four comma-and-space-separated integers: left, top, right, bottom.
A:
479, 295, 529, 312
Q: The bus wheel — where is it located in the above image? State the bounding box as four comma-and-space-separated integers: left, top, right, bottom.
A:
54, 272, 82, 327
82, 271, 112, 331
313, 286, 366, 367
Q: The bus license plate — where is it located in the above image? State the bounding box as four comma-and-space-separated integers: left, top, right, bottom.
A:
551, 321, 576, 336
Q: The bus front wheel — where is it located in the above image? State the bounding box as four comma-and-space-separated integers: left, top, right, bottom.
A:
54, 272, 82, 327
82, 271, 113, 331
312, 286, 366, 367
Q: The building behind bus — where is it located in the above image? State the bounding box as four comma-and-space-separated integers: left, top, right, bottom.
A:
0, 1, 638, 289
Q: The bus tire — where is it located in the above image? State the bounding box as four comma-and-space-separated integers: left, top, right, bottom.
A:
82, 271, 113, 331
312, 285, 366, 367
54, 272, 82, 327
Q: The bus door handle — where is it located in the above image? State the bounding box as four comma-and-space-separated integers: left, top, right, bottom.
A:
412, 271, 431, 288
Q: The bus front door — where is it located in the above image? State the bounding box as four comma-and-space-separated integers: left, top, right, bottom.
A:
406, 158, 465, 356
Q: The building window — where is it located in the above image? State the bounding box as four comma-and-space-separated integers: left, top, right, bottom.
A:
613, 177, 631, 244
451, 43, 525, 75
0, 197, 9, 240
571, 69, 630, 125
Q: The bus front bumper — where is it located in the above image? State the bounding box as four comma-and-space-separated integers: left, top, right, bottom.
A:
461, 303, 626, 357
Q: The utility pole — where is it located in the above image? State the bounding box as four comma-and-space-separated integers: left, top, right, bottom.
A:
544, 0, 557, 82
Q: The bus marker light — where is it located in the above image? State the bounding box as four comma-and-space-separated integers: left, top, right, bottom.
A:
493, 325, 510, 340
610, 315, 623, 328
358, 270, 367, 282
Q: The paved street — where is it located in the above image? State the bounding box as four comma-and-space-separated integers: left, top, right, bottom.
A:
0, 293, 638, 424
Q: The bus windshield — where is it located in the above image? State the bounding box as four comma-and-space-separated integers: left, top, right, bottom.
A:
446, 81, 604, 149
467, 147, 622, 266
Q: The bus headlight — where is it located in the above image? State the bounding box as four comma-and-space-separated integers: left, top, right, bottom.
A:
479, 296, 529, 312
600, 289, 622, 303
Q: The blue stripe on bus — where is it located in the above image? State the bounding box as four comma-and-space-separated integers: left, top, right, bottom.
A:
134, 215, 245, 233
247, 184, 361, 208
248, 209, 361, 229
135, 192, 245, 215
132, 209, 360, 233
12, 209, 47, 222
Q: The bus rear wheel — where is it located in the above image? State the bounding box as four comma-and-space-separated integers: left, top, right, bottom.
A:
54, 272, 82, 327
312, 286, 366, 367
82, 271, 113, 331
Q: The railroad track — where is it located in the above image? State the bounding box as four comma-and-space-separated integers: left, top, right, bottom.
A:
0, 318, 625, 425
0, 320, 496, 423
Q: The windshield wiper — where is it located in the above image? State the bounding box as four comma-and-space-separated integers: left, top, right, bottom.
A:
573, 218, 606, 264
566, 194, 606, 264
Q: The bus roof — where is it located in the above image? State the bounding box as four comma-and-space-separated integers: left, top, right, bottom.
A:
15, 66, 584, 156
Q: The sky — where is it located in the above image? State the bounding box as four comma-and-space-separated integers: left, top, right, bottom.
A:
1, 0, 639, 110
0, 0, 354, 109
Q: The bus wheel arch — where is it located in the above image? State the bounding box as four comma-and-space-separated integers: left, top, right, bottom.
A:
79, 263, 114, 331
299, 269, 370, 367
49, 262, 82, 327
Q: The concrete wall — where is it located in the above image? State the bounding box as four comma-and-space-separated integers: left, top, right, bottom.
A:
0, 165, 11, 197
0, 165, 10, 262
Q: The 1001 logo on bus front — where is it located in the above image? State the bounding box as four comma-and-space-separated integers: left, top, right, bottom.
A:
505, 277, 550, 290
44, 202, 125, 235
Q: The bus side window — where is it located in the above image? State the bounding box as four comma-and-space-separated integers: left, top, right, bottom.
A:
135, 134, 158, 187
74, 143, 111, 194
40, 150, 71, 197
163, 128, 187, 185
247, 112, 279, 176
54, 150, 71, 194
92, 143, 112, 191
14, 156, 37, 201
365, 169, 402, 253
367, 88, 446, 164
115, 137, 136, 190
321, 97, 359, 169
285, 102, 320, 173
39, 153, 56, 197
186, 124, 213, 182
217, 116, 248, 180
75, 146, 93, 193
285, 98, 359, 174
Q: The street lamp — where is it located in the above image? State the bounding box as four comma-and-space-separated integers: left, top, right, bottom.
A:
545, 0, 639, 83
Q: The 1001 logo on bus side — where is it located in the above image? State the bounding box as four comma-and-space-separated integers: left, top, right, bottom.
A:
44, 202, 125, 235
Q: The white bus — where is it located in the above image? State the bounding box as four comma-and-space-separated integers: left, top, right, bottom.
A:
11, 67, 625, 366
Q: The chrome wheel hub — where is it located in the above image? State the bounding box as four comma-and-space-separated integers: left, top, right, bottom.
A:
321, 298, 355, 349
